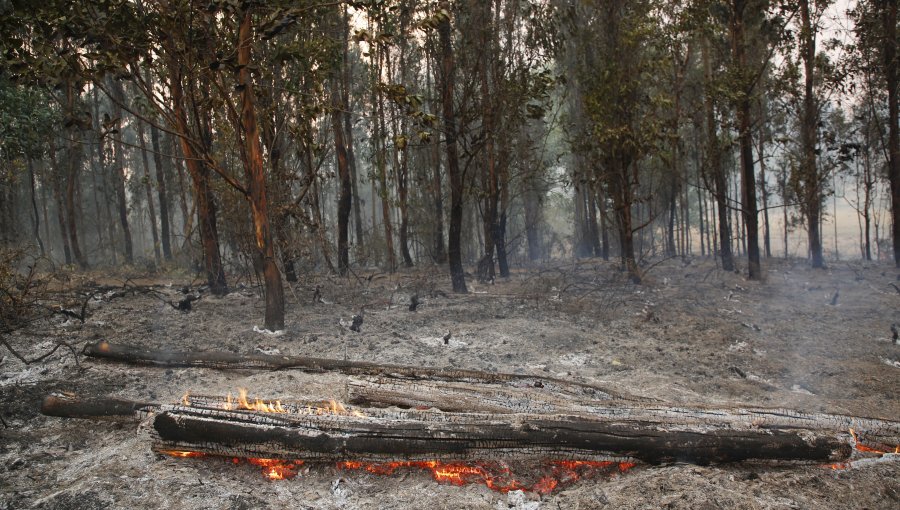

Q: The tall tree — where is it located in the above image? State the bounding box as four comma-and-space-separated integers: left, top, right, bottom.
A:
235, 7, 285, 330
438, 2, 468, 293
798, 0, 825, 268
728, 0, 762, 279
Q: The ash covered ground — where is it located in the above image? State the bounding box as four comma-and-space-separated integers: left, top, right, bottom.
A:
1, 258, 899, 509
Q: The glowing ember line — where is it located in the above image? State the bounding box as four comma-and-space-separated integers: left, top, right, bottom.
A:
336, 459, 635, 494
160, 450, 206, 458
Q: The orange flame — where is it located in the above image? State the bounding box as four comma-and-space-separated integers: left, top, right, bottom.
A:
160, 450, 206, 458
246, 458, 304, 480
848, 428, 898, 455
182, 388, 362, 417
164, 452, 633, 491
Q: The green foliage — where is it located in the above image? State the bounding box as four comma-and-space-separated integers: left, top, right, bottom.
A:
0, 79, 59, 162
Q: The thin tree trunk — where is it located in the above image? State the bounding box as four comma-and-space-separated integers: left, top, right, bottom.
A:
338, 10, 363, 251
167, 58, 226, 294
331, 77, 352, 276
881, 0, 900, 267
48, 142, 72, 265
758, 122, 772, 258
730, 1, 761, 279
799, 0, 823, 269
149, 122, 172, 261
27, 160, 45, 256
373, 47, 396, 272
107, 78, 134, 265
431, 129, 447, 263
136, 117, 161, 264
88, 87, 107, 262
439, 2, 467, 293
238, 9, 284, 330
703, 39, 734, 271
65, 80, 88, 269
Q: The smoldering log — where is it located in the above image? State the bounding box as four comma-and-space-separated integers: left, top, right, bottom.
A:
347, 376, 900, 450
146, 403, 851, 466
82, 341, 624, 401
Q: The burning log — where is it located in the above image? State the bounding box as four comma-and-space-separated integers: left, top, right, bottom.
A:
82, 341, 624, 401
145, 402, 850, 466
347, 376, 900, 450
44, 391, 889, 466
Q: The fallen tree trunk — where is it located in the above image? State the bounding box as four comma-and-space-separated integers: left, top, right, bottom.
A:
347, 376, 900, 450
41, 394, 154, 420
147, 403, 850, 466
82, 341, 624, 401
43, 393, 876, 466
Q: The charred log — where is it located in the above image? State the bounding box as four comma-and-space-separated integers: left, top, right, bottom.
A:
41, 394, 154, 420
145, 403, 850, 466
347, 376, 900, 449
82, 341, 623, 401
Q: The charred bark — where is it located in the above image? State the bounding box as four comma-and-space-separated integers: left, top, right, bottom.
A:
149, 122, 172, 261
237, 9, 285, 331
82, 341, 621, 401
168, 60, 227, 295
729, 1, 762, 279
331, 76, 352, 276
439, 3, 467, 293
145, 403, 851, 466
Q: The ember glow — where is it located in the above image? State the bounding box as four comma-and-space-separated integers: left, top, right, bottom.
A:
336, 459, 635, 494
823, 429, 900, 470
161, 450, 303, 480
848, 428, 899, 455
162, 451, 634, 492
159, 450, 206, 458
246, 458, 304, 480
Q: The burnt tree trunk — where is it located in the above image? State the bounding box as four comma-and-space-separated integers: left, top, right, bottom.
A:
149, 122, 172, 261
107, 78, 134, 265
168, 59, 227, 294
332, 75, 352, 276
64, 80, 88, 269
882, 0, 900, 267
799, 0, 824, 269
703, 38, 734, 271
729, 0, 762, 279
136, 116, 162, 264
237, 9, 285, 330
439, 2, 467, 293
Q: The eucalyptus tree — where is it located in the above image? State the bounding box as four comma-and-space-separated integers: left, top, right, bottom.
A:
850, 0, 899, 266
572, 0, 670, 282
436, 1, 467, 292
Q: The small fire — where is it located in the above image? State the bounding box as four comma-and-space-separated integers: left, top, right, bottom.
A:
246, 458, 304, 480
848, 428, 898, 455
159, 450, 206, 458
183, 388, 363, 417
825, 428, 900, 470
162, 451, 634, 491
161, 450, 302, 480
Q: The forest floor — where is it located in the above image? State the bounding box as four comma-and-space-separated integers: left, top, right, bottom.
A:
1, 257, 899, 510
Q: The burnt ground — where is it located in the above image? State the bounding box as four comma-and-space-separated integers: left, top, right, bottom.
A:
1, 257, 899, 510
